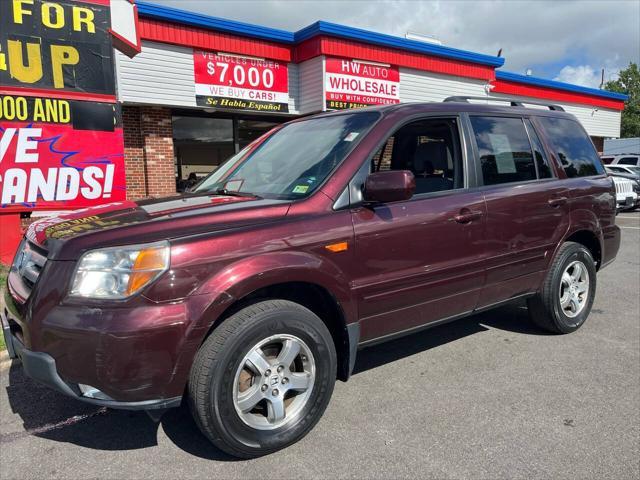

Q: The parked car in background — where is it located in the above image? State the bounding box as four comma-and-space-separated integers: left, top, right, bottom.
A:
605, 165, 640, 211
611, 176, 639, 211
605, 164, 640, 181
2, 97, 621, 458
601, 154, 640, 166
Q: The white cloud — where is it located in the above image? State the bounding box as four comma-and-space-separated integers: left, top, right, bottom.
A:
554, 65, 602, 88
147, 0, 640, 81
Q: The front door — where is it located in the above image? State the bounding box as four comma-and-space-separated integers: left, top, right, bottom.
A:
350, 117, 487, 343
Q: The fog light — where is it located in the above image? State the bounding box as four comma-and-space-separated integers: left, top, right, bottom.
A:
78, 383, 113, 401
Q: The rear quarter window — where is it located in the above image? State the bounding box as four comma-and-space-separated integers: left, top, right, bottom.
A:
537, 117, 605, 178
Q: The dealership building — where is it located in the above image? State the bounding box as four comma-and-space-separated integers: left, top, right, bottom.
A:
116, 1, 628, 200
0, 0, 629, 262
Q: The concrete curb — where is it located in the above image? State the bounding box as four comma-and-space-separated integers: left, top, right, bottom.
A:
0, 349, 15, 371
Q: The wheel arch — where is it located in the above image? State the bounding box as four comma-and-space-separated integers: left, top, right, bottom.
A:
187, 251, 360, 383
209, 281, 356, 382
564, 229, 602, 270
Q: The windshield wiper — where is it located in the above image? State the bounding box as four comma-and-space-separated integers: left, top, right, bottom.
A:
215, 188, 261, 199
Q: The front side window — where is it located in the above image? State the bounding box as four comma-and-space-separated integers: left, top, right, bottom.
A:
537, 117, 605, 178
470, 116, 536, 185
195, 112, 379, 199
370, 117, 464, 194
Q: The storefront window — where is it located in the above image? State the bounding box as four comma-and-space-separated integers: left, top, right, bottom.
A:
173, 116, 234, 191
172, 114, 283, 192
238, 119, 280, 149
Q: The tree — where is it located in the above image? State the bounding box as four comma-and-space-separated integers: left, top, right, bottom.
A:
604, 63, 640, 138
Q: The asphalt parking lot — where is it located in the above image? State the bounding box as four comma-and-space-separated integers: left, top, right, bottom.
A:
1, 212, 639, 480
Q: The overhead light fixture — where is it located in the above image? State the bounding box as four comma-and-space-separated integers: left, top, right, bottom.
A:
405, 31, 442, 45
352, 59, 391, 68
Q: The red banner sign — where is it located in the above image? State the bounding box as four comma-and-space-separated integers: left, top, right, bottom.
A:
325, 57, 400, 110
0, 95, 126, 212
194, 51, 289, 113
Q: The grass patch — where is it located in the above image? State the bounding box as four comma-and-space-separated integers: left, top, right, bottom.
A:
0, 263, 8, 351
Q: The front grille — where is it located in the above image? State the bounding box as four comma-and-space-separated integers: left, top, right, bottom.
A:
13, 240, 48, 293
614, 180, 633, 194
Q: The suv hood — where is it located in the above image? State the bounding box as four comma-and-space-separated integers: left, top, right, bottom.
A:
25, 193, 291, 260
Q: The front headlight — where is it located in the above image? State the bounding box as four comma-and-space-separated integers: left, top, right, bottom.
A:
70, 241, 170, 299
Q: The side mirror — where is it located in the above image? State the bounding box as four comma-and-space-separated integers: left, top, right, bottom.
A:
363, 170, 415, 204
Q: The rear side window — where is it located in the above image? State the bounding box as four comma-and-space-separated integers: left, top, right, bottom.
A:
537, 117, 605, 178
601, 156, 614, 164
618, 157, 639, 166
470, 116, 536, 185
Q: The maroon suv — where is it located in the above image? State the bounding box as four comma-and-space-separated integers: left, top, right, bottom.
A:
2, 98, 620, 458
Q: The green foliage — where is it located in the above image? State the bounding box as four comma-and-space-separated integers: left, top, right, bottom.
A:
604, 63, 640, 138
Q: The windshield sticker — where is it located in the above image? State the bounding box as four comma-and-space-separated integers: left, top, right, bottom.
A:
224, 179, 244, 191
292, 185, 309, 194
344, 132, 360, 142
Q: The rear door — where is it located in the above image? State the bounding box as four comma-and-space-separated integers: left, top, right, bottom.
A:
350, 116, 487, 343
467, 115, 571, 308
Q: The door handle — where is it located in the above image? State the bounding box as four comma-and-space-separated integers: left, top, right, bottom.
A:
548, 196, 568, 208
453, 209, 483, 224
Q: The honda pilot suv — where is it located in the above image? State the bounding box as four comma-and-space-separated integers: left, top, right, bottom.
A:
2, 97, 620, 458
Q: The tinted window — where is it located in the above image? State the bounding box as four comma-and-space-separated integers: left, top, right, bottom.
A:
524, 119, 552, 179
370, 118, 463, 194
470, 116, 536, 185
619, 157, 639, 166
601, 156, 614, 164
537, 117, 605, 178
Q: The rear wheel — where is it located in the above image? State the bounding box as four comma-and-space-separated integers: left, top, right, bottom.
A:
527, 241, 596, 334
188, 300, 336, 458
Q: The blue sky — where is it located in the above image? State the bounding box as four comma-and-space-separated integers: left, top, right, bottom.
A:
145, 0, 639, 88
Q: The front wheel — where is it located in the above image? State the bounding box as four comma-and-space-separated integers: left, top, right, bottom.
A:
527, 241, 597, 334
188, 300, 337, 458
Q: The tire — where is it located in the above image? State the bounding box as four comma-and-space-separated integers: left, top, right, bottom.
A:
527, 241, 597, 334
188, 299, 337, 458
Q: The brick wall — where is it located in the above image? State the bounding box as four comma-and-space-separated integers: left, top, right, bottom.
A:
591, 136, 604, 154
122, 106, 176, 199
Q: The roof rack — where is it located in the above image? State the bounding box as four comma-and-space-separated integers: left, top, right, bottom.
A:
443, 96, 565, 111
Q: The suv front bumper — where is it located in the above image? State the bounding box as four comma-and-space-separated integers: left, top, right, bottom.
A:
2, 308, 181, 410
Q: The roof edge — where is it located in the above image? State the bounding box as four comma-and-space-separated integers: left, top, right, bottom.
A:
135, 1, 295, 43
293, 21, 505, 68
135, 1, 504, 68
496, 71, 629, 102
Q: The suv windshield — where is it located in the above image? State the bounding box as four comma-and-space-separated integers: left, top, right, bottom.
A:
195, 111, 380, 199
